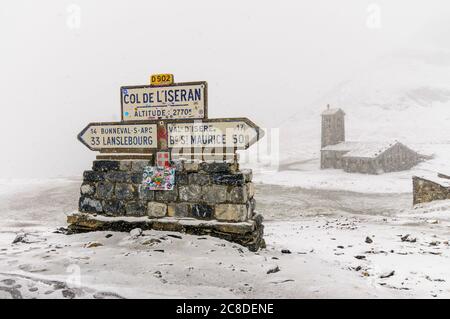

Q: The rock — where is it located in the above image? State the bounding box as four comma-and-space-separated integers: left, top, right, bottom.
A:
266, 265, 280, 274
380, 270, 395, 279
129, 172, 143, 184
125, 201, 146, 217
102, 199, 126, 215
354, 255, 366, 260
167, 202, 190, 217
155, 188, 178, 202
130, 228, 143, 238
215, 204, 247, 222
167, 234, 182, 239
281, 249, 291, 254
132, 160, 150, 172
92, 160, 120, 172
200, 162, 235, 173
188, 173, 210, 186
142, 238, 161, 245
241, 169, 253, 182
106, 171, 129, 183
202, 185, 227, 204
401, 234, 417, 243
80, 183, 96, 196
429, 241, 440, 246
154, 249, 165, 253
354, 266, 362, 271
79, 196, 103, 213
115, 183, 135, 200
105, 234, 113, 238
246, 198, 256, 219
337, 245, 344, 249
12, 233, 27, 244
191, 204, 214, 219
179, 185, 202, 202
212, 173, 245, 186
62, 289, 76, 299
118, 160, 132, 171
53, 227, 69, 234
147, 202, 167, 218
175, 172, 189, 185
83, 170, 105, 182
246, 182, 255, 199
365, 236, 373, 244
96, 181, 114, 199
86, 242, 103, 248
171, 159, 184, 172
138, 185, 155, 201
184, 162, 199, 172
228, 186, 248, 203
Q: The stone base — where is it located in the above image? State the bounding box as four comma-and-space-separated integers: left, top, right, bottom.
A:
67, 212, 265, 252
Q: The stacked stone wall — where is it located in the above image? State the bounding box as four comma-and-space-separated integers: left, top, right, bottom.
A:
79, 160, 256, 223
71, 159, 265, 250
413, 176, 450, 205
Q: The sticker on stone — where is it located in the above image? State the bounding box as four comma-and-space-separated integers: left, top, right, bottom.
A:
142, 166, 175, 191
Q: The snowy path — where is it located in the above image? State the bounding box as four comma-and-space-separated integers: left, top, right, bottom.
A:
0, 179, 449, 298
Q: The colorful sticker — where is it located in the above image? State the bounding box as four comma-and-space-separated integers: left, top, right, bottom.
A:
142, 166, 175, 191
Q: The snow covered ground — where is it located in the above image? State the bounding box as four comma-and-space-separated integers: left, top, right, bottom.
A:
0, 178, 449, 299
2, 49, 450, 299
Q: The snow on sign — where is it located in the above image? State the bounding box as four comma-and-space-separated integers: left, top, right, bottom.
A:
77, 122, 158, 151
167, 118, 264, 150
120, 81, 207, 121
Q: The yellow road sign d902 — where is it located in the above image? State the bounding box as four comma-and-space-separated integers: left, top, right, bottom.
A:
150, 74, 174, 86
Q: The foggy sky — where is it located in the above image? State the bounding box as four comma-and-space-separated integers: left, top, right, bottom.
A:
1, 0, 449, 178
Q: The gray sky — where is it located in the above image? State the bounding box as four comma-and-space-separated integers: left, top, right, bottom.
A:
1, 0, 449, 178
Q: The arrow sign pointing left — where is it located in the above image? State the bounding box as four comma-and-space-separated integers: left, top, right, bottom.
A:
78, 122, 158, 151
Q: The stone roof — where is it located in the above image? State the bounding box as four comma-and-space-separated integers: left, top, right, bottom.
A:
321, 140, 410, 159
416, 173, 450, 188
321, 108, 345, 116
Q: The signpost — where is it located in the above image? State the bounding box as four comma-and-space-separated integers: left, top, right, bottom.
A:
78, 74, 264, 162
167, 118, 263, 150
120, 81, 207, 121
78, 118, 263, 152
77, 122, 158, 152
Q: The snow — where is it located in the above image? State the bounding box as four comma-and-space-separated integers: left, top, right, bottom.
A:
321, 141, 402, 159
321, 108, 344, 116
1, 179, 450, 298
1, 49, 450, 298
246, 139, 450, 194
415, 173, 450, 187
254, 168, 414, 194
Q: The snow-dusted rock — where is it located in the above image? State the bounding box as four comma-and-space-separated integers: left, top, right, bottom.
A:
130, 228, 143, 238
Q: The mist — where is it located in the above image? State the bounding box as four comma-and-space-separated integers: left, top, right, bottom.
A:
1, 0, 449, 178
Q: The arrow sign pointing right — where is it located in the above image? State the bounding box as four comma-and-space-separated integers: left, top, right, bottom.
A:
167, 118, 264, 150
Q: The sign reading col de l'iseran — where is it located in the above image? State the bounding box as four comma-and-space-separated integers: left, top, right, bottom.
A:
121, 82, 207, 121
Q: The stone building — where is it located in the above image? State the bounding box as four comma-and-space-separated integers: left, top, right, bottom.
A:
320, 106, 424, 174
413, 173, 450, 205
321, 106, 345, 148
